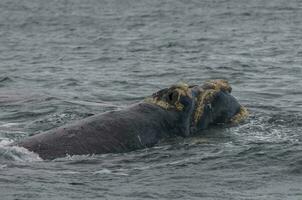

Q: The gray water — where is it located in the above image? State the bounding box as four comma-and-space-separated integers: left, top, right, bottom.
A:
0, 0, 302, 199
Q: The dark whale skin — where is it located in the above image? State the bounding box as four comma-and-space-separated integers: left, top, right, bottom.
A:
17, 103, 182, 160
195, 90, 241, 130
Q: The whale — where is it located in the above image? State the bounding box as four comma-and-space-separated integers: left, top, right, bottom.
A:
16, 80, 248, 160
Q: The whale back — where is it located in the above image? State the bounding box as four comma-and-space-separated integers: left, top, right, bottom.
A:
17, 103, 182, 159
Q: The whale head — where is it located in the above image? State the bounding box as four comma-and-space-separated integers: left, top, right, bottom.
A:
145, 80, 248, 136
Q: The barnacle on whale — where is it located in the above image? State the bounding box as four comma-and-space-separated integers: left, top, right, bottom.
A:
144, 82, 192, 111
145, 79, 248, 125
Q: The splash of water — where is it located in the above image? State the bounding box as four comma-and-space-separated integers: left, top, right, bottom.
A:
0, 138, 42, 162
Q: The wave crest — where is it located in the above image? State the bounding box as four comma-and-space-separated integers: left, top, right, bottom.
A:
0, 138, 42, 162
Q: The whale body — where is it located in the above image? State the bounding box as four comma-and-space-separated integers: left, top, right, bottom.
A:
17, 80, 248, 160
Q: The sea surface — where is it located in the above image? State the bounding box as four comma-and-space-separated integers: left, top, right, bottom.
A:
0, 0, 302, 199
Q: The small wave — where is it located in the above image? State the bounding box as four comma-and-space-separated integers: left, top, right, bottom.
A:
93, 168, 129, 176
0, 138, 42, 162
0, 164, 7, 169
0, 122, 21, 128
0, 76, 13, 83
232, 114, 301, 144
63, 99, 122, 108
268, 113, 302, 127
288, 159, 302, 175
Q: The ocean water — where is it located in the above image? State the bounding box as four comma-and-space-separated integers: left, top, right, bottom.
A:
0, 0, 302, 199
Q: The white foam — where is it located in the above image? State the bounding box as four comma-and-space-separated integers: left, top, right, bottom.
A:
232, 119, 301, 144
93, 168, 112, 175
0, 138, 14, 145
0, 122, 21, 128
0, 138, 42, 162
